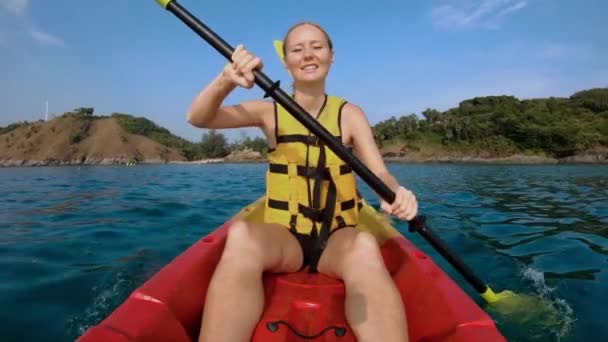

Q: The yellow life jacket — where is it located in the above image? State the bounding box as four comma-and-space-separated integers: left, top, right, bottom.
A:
264, 94, 360, 237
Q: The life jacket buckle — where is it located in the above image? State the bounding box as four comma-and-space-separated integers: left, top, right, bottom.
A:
306, 135, 320, 146
289, 215, 298, 233
336, 216, 347, 228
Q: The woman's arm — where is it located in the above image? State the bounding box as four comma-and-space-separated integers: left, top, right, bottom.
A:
343, 103, 418, 220
186, 45, 270, 129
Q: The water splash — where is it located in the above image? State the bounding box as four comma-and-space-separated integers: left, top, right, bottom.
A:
488, 267, 576, 341
65, 249, 164, 339
65, 269, 137, 339
521, 267, 576, 339
522, 268, 553, 296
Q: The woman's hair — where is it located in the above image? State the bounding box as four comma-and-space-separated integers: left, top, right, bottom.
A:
282, 22, 333, 57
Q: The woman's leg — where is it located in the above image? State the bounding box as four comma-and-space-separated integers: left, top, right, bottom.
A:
198, 220, 303, 342
317, 227, 409, 342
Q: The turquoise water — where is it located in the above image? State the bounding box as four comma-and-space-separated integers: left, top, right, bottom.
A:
1, 164, 607, 341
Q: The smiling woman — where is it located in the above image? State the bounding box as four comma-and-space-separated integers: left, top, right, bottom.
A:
183, 18, 419, 342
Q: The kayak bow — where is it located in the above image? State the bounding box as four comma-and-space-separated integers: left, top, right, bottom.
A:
78, 198, 506, 341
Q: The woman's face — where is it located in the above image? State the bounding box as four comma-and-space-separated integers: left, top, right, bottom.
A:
284, 24, 333, 86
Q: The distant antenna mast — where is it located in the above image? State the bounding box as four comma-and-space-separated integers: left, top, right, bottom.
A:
45, 100, 48, 121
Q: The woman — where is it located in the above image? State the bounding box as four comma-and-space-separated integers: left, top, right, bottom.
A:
188, 22, 418, 342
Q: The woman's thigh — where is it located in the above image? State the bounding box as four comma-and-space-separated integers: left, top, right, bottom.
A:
315, 227, 361, 279
223, 220, 304, 273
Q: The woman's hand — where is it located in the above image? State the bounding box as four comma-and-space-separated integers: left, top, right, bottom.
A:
222, 44, 263, 89
380, 186, 418, 221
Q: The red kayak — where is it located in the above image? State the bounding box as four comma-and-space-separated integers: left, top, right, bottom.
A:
78, 197, 505, 341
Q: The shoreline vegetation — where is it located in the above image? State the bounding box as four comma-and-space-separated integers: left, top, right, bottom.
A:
1, 88, 607, 167
1, 153, 606, 167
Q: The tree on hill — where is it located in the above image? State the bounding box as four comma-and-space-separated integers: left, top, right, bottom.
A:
200, 129, 229, 158
230, 134, 268, 156
422, 108, 441, 124
570, 88, 608, 113
74, 107, 94, 116
111, 113, 198, 156
0, 122, 28, 135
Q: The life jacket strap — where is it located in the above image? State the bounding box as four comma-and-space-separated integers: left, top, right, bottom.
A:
268, 163, 352, 180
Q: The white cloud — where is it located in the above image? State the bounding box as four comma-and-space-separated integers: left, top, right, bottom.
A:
496, 1, 527, 18
0, 0, 28, 15
431, 0, 527, 30
1, 0, 65, 47
29, 27, 64, 47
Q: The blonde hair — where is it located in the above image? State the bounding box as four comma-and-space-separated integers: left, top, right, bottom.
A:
282, 22, 334, 57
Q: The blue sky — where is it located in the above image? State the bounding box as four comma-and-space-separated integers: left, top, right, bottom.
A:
1, 0, 606, 142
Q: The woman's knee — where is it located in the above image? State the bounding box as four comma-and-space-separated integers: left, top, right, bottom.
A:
221, 220, 262, 266
342, 232, 385, 278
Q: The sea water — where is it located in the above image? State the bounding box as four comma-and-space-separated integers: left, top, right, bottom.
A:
1, 164, 606, 341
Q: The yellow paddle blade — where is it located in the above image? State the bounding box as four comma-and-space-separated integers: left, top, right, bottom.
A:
273, 40, 284, 60
484, 290, 574, 339
483, 287, 557, 315
480, 287, 517, 303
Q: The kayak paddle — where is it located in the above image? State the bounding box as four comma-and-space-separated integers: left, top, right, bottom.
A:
154, 0, 532, 307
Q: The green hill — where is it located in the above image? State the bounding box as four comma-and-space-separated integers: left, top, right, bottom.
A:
0, 109, 188, 166
2, 88, 607, 166
373, 88, 608, 161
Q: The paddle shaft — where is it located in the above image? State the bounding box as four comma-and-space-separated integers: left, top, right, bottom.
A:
156, 0, 489, 296
160, 1, 392, 202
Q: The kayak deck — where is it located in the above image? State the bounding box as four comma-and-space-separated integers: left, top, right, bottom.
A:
78, 197, 505, 341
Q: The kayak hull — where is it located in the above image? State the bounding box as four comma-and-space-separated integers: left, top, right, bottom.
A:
78, 197, 505, 341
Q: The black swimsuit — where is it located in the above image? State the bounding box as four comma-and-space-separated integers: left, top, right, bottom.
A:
290, 225, 353, 272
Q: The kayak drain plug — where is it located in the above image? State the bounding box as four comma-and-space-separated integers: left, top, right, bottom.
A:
266, 322, 278, 332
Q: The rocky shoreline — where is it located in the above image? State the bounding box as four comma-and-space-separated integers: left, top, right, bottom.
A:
384, 154, 561, 164
384, 153, 608, 164
0, 157, 167, 167
2, 152, 606, 167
